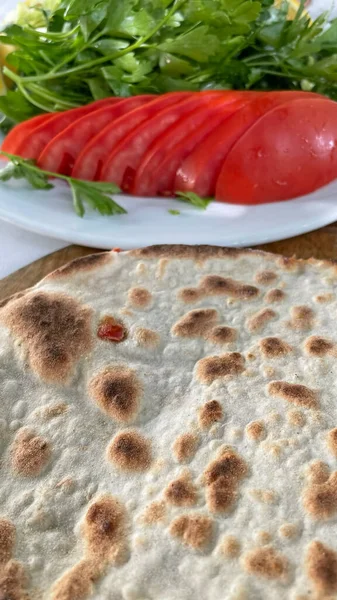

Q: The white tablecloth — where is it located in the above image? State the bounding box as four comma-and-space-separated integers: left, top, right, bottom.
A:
0, 220, 66, 279
0, 0, 335, 278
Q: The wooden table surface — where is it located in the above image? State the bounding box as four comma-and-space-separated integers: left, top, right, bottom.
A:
1, 224, 337, 302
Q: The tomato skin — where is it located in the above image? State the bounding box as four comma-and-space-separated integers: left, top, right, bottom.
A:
175, 91, 322, 198
155, 94, 263, 197
1, 113, 55, 155
72, 92, 194, 181
216, 98, 337, 205
132, 93, 254, 197
12, 97, 121, 161
100, 91, 238, 189
38, 95, 154, 176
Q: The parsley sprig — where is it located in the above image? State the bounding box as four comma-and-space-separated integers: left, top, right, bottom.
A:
0, 152, 212, 216
0, 151, 126, 217
1, 0, 336, 124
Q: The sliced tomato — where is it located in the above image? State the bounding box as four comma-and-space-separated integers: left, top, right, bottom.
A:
2, 113, 55, 155
132, 93, 260, 197
38, 95, 154, 176
99, 91, 245, 189
72, 92, 194, 181
175, 91, 321, 197
13, 97, 122, 161
216, 97, 337, 205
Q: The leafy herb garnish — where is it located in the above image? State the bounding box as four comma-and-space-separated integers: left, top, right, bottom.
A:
0, 151, 126, 217
168, 208, 181, 215
176, 191, 212, 210
1, 0, 337, 124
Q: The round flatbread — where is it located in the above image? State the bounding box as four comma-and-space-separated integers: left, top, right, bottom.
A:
1, 244, 337, 600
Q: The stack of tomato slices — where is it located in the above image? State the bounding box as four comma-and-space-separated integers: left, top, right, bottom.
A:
3, 90, 337, 204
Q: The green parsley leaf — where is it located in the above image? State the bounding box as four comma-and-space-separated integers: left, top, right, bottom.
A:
2, 0, 337, 121
158, 26, 221, 62
168, 208, 181, 215
0, 152, 127, 218
176, 191, 212, 209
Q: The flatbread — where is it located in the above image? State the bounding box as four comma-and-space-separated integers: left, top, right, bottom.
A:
1, 244, 337, 600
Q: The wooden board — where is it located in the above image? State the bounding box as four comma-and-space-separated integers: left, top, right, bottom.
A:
1, 224, 337, 302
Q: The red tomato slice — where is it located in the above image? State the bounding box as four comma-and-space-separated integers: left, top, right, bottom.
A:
14, 97, 122, 161
175, 91, 321, 197
100, 91, 244, 189
72, 92, 194, 181
132, 93, 254, 197
38, 95, 154, 176
216, 97, 337, 205
148, 94, 263, 197
2, 113, 55, 155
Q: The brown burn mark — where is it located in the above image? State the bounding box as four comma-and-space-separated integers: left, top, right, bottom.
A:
173, 433, 199, 463
255, 270, 278, 285
327, 428, 337, 458
83, 495, 127, 560
289, 305, 314, 331
165, 472, 197, 507
256, 531, 272, 545
0, 518, 30, 600
259, 337, 292, 358
170, 513, 213, 550
11, 429, 51, 477
306, 541, 337, 594
178, 288, 203, 304
0, 519, 15, 565
0, 560, 30, 600
277, 255, 299, 271
268, 381, 318, 409
107, 429, 152, 472
243, 546, 288, 580
279, 523, 298, 539
287, 409, 306, 428
0, 291, 93, 384
51, 495, 128, 599
220, 535, 241, 559
264, 288, 286, 304
130, 244, 268, 261
204, 449, 247, 487
200, 275, 258, 300
307, 461, 330, 485
142, 501, 166, 525
128, 287, 152, 309
134, 327, 159, 348
45, 252, 111, 280
196, 352, 245, 384
315, 293, 334, 303
204, 448, 247, 514
207, 478, 236, 513
207, 326, 237, 345
50, 559, 96, 600
303, 472, 337, 520
245, 421, 266, 441
178, 277, 259, 305
40, 403, 68, 420
198, 400, 223, 430
304, 336, 335, 357
249, 489, 277, 505
247, 309, 277, 333
89, 366, 141, 423
172, 308, 218, 339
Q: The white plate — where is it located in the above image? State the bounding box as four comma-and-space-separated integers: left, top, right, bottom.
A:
0, 178, 337, 249
1, 0, 337, 250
